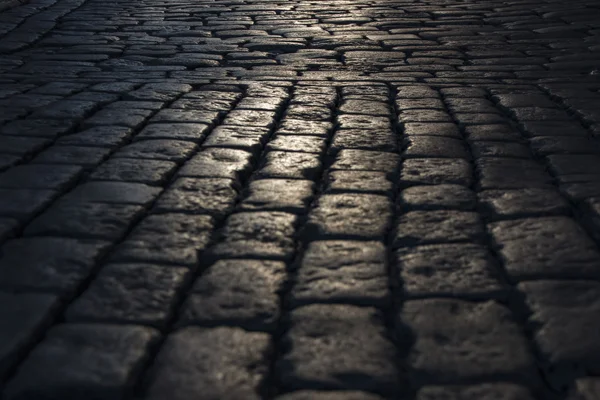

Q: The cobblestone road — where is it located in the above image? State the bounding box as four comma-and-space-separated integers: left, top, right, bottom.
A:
1, 0, 600, 399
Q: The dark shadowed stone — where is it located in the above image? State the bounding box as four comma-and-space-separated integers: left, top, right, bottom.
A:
25, 201, 143, 240
0, 292, 60, 380
276, 392, 384, 400
66, 263, 189, 328
415, 384, 536, 400
394, 211, 484, 247
403, 136, 469, 159
397, 243, 506, 300
0, 188, 57, 220
32, 146, 111, 168
277, 304, 398, 394
90, 158, 177, 185
518, 280, 600, 386
56, 126, 132, 148
110, 214, 214, 267
0, 238, 110, 295
0, 165, 82, 190
4, 324, 159, 400
62, 182, 161, 206
477, 158, 553, 189
479, 188, 569, 219
144, 327, 270, 400
400, 299, 539, 387
489, 217, 600, 280
400, 185, 476, 211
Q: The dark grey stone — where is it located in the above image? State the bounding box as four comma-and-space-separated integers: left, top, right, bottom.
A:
4, 324, 159, 400
479, 188, 569, 219
180, 259, 286, 331
277, 304, 398, 394
208, 211, 298, 261
144, 327, 269, 400
32, 145, 111, 167
397, 243, 506, 300
0, 164, 81, 190
63, 182, 161, 205
400, 184, 476, 211
113, 140, 197, 162
90, 158, 177, 185
303, 194, 392, 240
136, 123, 209, 142
56, 126, 132, 148
240, 179, 314, 213
25, 201, 144, 240
403, 136, 469, 159
0, 188, 57, 220
518, 280, 600, 385
0, 237, 110, 295
153, 178, 238, 218
325, 171, 394, 195
394, 210, 484, 247
0, 292, 60, 379
291, 240, 389, 307
415, 384, 536, 400
110, 214, 214, 267
401, 158, 473, 187
490, 217, 600, 280
67, 263, 189, 328
400, 299, 539, 387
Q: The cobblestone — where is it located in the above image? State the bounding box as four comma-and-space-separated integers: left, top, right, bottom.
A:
2, 0, 600, 397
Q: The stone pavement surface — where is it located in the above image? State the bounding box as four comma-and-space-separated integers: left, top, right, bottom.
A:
1, 0, 600, 398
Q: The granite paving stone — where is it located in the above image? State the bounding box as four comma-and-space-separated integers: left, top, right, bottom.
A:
180, 259, 285, 331
291, 240, 389, 307
400, 299, 539, 388
240, 178, 314, 213
303, 194, 393, 241
143, 327, 270, 400
208, 211, 298, 261
4, 324, 159, 400
490, 217, 600, 280
397, 244, 507, 300
277, 304, 398, 394
518, 280, 600, 385
0, 237, 110, 295
0, 292, 60, 380
66, 263, 189, 328
110, 214, 214, 267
